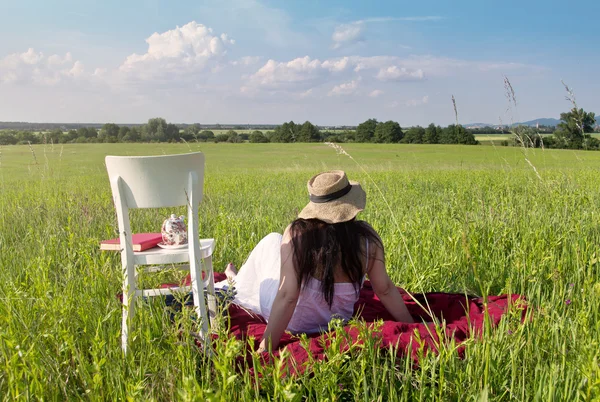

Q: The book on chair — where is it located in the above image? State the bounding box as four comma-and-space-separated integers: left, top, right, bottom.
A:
100, 233, 163, 252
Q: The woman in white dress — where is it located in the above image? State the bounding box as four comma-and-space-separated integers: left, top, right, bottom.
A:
222, 170, 414, 352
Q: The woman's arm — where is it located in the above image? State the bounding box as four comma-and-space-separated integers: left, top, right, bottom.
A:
367, 241, 414, 323
257, 228, 300, 353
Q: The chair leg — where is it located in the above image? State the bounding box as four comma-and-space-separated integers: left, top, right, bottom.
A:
203, 255, 217, 327
121, 263, 136, 353
190, 256, 210, 340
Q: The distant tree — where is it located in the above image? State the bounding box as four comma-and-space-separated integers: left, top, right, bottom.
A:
456, 125, 478, 145
43, 129, 62, 144
264, 131, 276, 142
297, 121, 321, 142
554, 108, 596, 149
250, 130, 269, 143
182, 124, 200, 141
121, 127, 140, 142
214, 133, 229, 143
77, 127, 97, 139
156, 124, 166, 142
403, 126, 425, 144
356, 119, 378, 142
583, 136, 600, 150
423, 123, 441, 144
374, 121, 403, 143
512, 125, 543, 148
543, 136, 557, 149
98, 123, 120, 143
62, 129, 78, 143
198, 130, 215, 142
441, 124, 477, 145
117, 126, 130, 142
16, 131, 39, 144
165, 123, 180, 142
226, 130, 242, 143
440, 126, 456, 144
0, 131, 17, 145
143, 118, 168, 142
271, 121, 298, 143
341, 130, 355, 142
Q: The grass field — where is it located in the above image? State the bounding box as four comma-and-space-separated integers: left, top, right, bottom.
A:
1, 142, 600, 400
475, 133, 600, 146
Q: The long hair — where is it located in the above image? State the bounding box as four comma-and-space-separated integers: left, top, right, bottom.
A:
289, 218, 383, 307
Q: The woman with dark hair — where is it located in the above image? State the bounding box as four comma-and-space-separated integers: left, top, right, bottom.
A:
220, 170, 414, 352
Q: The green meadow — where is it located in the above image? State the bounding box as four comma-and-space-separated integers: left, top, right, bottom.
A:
1, 142, 599, 400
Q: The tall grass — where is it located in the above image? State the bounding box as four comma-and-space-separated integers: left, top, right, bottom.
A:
0, 143, 599, 400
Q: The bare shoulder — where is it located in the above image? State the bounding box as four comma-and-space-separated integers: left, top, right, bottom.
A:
282, 224, 293, 242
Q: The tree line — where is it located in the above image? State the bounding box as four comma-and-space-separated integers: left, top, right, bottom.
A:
0, 117, 478, 145
510, 108, 599, 150
0, 108, 597, 150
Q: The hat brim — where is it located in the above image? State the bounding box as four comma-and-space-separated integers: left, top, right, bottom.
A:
298, 181, 366, 224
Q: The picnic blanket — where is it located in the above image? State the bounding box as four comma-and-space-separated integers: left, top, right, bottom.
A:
179, 273, 526, 373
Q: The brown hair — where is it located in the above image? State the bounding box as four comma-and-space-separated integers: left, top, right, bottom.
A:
289, 218, 383, 307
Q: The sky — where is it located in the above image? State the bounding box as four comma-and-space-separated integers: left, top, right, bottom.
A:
0, 0, 598, 126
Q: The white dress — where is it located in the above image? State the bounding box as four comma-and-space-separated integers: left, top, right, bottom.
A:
218, 232, 366, 334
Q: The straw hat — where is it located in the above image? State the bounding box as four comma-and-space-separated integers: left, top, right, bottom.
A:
298, 170, 366, 224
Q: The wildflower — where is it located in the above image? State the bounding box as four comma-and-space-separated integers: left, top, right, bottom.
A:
569, 283, 574, 288
507, 330, 513, 335
565, 299, 571, 305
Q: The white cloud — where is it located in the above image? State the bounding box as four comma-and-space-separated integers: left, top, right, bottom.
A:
328, 79, 359, 96
68, 61, 85, 78
369, 89, 384, 97
243, 54, 539, 97
376, 66, 424, 81
405, 95, 429, 107
331, 16, 443, 49
119, 21, 234, 78
93, 67, 107, 77
351, 56, 399, 72
231, 56, 261, 66
0, 48, 85, 85
247, 56, 330, 89
321, 57, 350, 72
331, 22, 364, 49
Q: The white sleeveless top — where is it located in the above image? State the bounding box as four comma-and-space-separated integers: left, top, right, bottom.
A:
222, 233, 369, 335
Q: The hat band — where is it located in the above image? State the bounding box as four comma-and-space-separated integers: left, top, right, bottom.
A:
309, 183, 352, 203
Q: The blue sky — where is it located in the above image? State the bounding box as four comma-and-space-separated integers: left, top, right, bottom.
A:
0, 0, 598, 125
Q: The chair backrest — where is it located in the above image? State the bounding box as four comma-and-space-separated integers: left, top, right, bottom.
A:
105, 152, 205, 209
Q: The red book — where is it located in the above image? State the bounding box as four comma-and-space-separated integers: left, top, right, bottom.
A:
100, 233, 162, 252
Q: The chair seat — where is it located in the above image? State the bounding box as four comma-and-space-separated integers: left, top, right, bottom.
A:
133, 239, 215, 265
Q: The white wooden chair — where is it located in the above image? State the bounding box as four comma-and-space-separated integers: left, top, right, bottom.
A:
105, 152, 216, 353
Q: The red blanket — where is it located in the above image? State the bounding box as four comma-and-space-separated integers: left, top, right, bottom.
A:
207, 273, 525, 374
